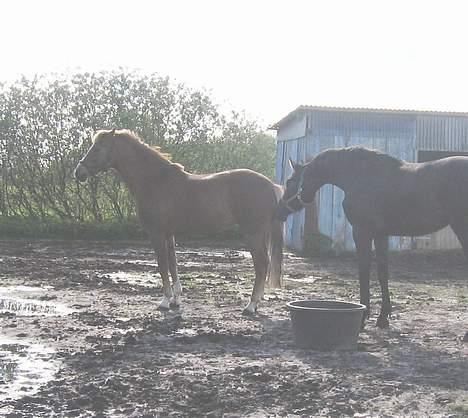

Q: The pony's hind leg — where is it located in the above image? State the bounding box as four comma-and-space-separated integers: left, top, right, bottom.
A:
374, 235, 391, 328
151, 235, 173, 311
167, 235, 182, 308
243, 232, 269, 316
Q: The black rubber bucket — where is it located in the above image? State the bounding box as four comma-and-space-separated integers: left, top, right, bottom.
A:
287, 300, 366, 350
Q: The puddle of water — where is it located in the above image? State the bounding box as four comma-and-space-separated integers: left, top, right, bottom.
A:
0, 295, 74, 316
1, 285, 54, 293
237, 251, 252, 259
104, 271, 161, 288
124, 259, 157, 267
178, 250, 252, 260
285, 276, 320, 284
0, 287, 67, 410
0, 297, 74, 316
0, 338, 59, 408
174, 328, 198, 337
183, 261, 207, 268
0, 286, 75, 316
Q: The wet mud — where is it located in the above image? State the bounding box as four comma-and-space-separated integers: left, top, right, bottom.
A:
0, 240, 466, 417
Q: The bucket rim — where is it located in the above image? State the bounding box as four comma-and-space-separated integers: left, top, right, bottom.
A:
287, 299, 366, 312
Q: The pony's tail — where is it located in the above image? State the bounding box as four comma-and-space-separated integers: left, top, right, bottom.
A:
267, 218, 284, 288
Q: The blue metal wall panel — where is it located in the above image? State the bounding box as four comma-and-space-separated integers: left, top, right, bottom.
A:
314, 136, 335, 244
291, 136, 306, 249
331, 136, 347, 250
276, 138, 307, 250
283, 140, 297, 248
416, 116, 468, 151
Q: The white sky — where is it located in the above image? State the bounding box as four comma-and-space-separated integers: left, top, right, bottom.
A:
2, 0, 468, 128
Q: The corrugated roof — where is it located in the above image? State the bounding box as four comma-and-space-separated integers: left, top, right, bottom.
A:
269, 105, 468, 130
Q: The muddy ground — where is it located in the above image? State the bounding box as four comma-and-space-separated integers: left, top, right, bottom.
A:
0, 239, 467, 417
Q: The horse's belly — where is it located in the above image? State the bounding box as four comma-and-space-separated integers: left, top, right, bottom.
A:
382, 211, 448, 236
173, 207, 235, 234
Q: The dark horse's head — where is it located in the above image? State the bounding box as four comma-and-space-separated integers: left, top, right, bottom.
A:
74, 129, 117, 182
277, 158, 321, 221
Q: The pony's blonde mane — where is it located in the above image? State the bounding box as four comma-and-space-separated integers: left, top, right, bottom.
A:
94, 129, 184, 170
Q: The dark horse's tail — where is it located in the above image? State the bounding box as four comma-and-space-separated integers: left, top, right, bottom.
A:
267, 218, 284, 288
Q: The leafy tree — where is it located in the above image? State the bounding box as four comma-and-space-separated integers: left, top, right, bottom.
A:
0, 70, 276, 226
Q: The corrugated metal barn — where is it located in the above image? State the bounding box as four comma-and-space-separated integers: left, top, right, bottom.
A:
272, 106, 468, 251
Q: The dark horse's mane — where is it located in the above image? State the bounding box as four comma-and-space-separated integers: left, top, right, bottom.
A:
318, 146, 404, 170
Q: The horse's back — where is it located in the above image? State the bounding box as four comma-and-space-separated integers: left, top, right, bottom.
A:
413, 156, 468, 194
367, 157, 468, 235
421, 156, 468, 208
176, 169, 279, 232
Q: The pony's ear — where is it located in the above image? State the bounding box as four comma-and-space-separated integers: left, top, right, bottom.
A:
288, 158, 302, 171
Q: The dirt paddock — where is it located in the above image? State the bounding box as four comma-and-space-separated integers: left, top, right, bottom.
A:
0, 239, 467, 417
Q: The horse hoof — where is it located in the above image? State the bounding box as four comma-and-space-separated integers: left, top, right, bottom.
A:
463, 331, 468, 342
158, 305, 170, 312
242, 308, 257, 317
376, 316, 390, 328
170, 302, 180, 310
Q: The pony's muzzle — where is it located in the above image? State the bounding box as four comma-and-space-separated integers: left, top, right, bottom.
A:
74, 162, 90, 182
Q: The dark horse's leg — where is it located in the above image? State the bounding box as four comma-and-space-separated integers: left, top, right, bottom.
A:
375, 235, 391, 328
450, 221, 468, 261
150, 234, 173, 311
352, 226, 372, 327
243, 231, 269, 316
167, 235, 182, 308
448, 221, 468, 340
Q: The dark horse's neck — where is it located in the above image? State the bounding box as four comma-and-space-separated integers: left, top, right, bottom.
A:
309, 147, 403, 192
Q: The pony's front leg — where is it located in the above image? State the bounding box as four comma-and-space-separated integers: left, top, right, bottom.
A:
167, 235, 182, 309
375, 235, 391, 328
152, 235, 173, 311
353, 227, 372, 328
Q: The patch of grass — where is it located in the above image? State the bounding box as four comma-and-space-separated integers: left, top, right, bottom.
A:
450, 397, 468, 416
0, 217, 244, 243
302, 232, 336, 257
0, 217, 144, 241
456, 291, 467, 305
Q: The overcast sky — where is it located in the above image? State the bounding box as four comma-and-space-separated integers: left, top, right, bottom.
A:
2, 0, 468, 128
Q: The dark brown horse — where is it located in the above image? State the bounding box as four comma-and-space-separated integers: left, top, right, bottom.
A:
278, 147, 468, 327
75, 129, 283, 314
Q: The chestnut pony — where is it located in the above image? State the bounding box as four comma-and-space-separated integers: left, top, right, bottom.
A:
75, 129, 283, 314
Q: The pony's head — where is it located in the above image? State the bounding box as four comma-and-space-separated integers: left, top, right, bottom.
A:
74, 129, 117, 181
277, 158, 321, 221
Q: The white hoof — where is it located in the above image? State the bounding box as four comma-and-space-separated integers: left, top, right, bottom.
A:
170, 294, 181, 308
158, 296, 171, 311
242, 301, 258, 316
173, 281, 183, 297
